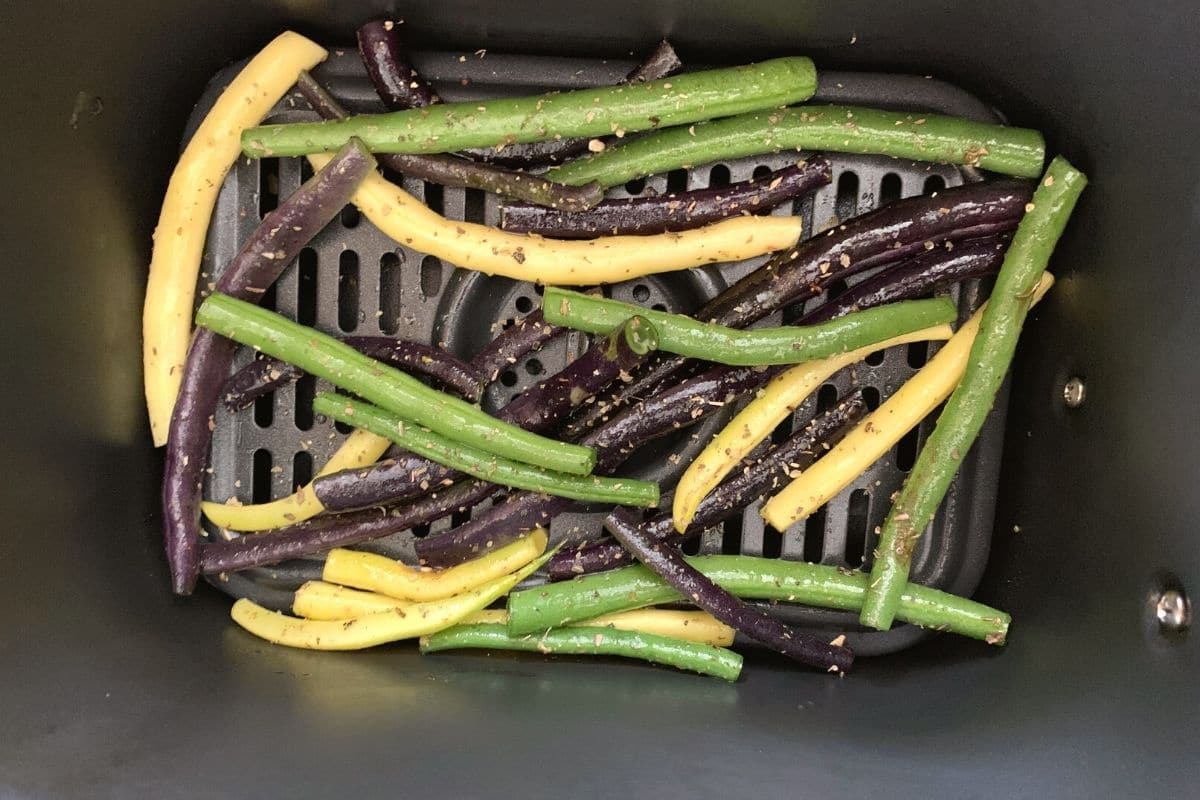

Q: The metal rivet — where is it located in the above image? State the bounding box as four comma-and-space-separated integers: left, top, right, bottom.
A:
1063, 377, 1086, 408
1155, 588, 1191, 633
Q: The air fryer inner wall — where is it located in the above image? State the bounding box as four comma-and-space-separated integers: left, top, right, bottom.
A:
4, 3, 1196, 796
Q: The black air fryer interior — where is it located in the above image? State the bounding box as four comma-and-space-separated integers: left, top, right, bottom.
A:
2, 3, 1196, 798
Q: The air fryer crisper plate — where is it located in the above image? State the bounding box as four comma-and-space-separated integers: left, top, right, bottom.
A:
196, 48, 1009, 656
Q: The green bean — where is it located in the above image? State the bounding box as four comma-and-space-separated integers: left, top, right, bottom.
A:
240, 58, 817, 157
542, 287, 957, 366
860, 156, 1086, 630
195, 293, 595, 475
419, 623, 743, 681
313, 394, 658, 508
548, 105, 1045, 187
505, 555, 1010, 644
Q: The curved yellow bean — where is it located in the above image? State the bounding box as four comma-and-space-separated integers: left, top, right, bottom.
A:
293, 582, 411, 620
307, 154, 802, 286
144, 32, 327, 445
672, 324, 954, 532
202, 429, 390, 531
231, 549, 554, 650
761, 273, 1055, 531
295, 587, 733, 646
322, 529, 548, 602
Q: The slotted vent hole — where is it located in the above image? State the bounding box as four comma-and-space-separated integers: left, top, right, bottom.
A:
420, 255, 443, 299
252, 449, 273, 503
907, 340, 929, 368
292, 451, 313, 489
424, 182, 444, 215
816, 384, 839, 413
708, 163, 731, 188
379, 252, 402, 335
835, 171, 859, 224
803, 504, 826, 562
762, 519, 783, 559
666, 168, 688, 193
259, 158, 279, 217
253, 389, 273, 429
844, 489, 871, 567
296, 248, 317, 326
722, 514, 743, 555
464, 188, 486, 223
337, 250, 360, 332
770, 415, 793, 446
879, 172, 903, 206
896, 426, 921, 472
294, 375, 315, 431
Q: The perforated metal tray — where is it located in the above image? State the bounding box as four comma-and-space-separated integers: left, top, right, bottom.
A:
196, 48, 1010, 655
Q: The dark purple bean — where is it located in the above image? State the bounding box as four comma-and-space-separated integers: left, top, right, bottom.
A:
162, 139, 375, 595
311, 317, 655, 512
221, 337, 484, 411
296, 72, 603, 211
220, 357, 303, 412
564, 180, 1033, 435
585, 364, 774, 473
548, 392, 867, 580
459, 139, 594, 169
500, 158, 831, 238
200, 481, 493, 574
458, 42, 683, 168
469, 309, 566, 384
604, 507, 855, 673
356, 20, 440, 109
414, 494, 574, 567
499, 314, 657, 431
342, 337, 484, 400
796, 234, 1012, 324
313, 455, 463, 514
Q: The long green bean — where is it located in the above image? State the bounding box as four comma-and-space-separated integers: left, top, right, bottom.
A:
242, 58, 817, 158
548, 105, 1045, 187
505, 555, 1010, 643
195, 293, 595, 475
313, 394, 658, 508
860, 156, 1086, 630
542, 287, 957, 366
419, 623, 743, 681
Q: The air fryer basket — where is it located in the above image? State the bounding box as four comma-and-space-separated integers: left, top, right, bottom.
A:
201, 50, 1003, 656
3, 3, 1196, 798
